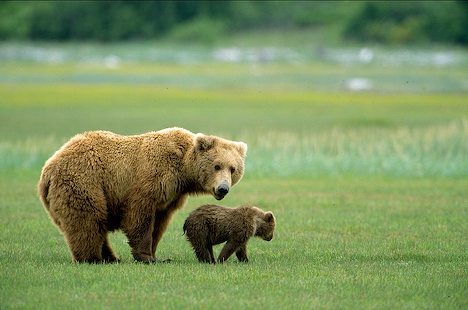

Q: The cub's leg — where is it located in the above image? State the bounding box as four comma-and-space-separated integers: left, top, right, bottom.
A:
208, 245, 216, 264
235, 244, 249, 262
187, 234, 214, 263
185, 223, 214, 263
218, 240, 241, 263
193, 243, 214, 263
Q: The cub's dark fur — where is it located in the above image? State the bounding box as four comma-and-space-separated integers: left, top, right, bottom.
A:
183, 204, 276, 263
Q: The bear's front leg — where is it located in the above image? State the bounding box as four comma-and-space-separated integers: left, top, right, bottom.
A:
125, 210, 156, 263
218, 240, 241, 263
151, 196, 187, 262
151, 208, 177, 262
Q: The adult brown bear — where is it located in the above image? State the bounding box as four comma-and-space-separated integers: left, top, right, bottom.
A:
38, 128, 247, 263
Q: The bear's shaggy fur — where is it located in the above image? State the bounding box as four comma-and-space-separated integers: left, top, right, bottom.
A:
38, 128, 247, 263
183, 205, 276, 263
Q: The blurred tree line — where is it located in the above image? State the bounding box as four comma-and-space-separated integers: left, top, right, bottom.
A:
0, 0, 466, 45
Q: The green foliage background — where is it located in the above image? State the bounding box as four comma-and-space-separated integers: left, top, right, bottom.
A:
0, 1, 467, 45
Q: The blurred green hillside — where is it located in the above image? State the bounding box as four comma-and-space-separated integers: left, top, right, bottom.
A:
0, 1, 466, 45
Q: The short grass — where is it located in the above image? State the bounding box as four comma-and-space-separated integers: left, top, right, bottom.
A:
1, 172, 466, 308
0, 57, 467, 308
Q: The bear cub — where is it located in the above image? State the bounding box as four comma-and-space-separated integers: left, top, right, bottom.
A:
183, 205, 276, 263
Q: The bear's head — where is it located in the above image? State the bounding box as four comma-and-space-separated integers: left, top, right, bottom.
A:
254, 210, 276, 241
193, 133, 247, 200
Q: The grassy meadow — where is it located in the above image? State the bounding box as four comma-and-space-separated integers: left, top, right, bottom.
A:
0, 43, 467, 309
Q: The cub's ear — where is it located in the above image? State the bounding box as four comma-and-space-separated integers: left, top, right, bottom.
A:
236, 141, 248, 157
264, 212, 275, 222
194, 133, 215, 152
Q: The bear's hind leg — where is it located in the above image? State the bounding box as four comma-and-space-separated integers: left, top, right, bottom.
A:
47, 181, 109, 263
62, 218, 107, 263
65, 233, 104, 263
193, 244, 214, 264
235, 244, 249, 262
208, 245, 216, 264
185, 229, 214, 263
188, 237, 214, 264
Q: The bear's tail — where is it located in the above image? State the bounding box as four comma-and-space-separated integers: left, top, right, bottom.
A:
37, 171, 51, 210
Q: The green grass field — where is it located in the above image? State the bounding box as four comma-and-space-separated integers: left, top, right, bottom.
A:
1, 46, 467, 308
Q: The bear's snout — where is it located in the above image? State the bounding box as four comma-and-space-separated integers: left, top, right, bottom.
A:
214, 183, 230, 200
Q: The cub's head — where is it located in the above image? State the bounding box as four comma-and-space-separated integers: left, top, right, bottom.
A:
255, 210, 276, 241
193, 133, 247, 200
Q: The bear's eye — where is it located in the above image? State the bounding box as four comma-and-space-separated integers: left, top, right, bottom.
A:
230, 167, 236, 174
214, 165, 221, 171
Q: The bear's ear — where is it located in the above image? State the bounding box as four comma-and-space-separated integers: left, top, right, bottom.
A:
264, 212, 274, 222
236, 141, 248, 157
194, 133, 215, 152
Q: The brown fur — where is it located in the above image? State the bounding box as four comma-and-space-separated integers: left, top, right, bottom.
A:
37, 128, 247, 263
183, 205, 276, 264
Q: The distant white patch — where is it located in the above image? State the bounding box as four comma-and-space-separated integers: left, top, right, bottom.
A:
213, 47, 301, 64
22, 47, 66, 63
345, 78, 373, 91
104, 55, 121, 69
432, 52, 454, 67
358, 48, 374, 63
213, 48, 242, 62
